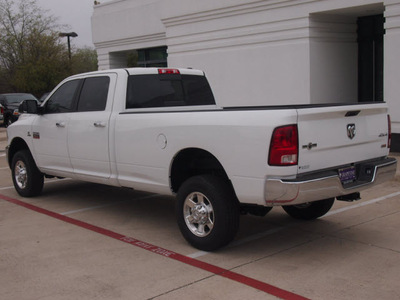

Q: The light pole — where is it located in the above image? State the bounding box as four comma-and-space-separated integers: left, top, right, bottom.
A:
59, 32, 78, 60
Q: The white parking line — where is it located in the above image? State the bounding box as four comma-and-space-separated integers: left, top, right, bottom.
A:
60, 201, 129, 215
60, 194, 160, 215
0, 176, 160, 215
0, 154, 6, 157
187, 226, 290, 258
0, 186, 14, 191
324, 191, 400, 217
187, 191, 400, 258
0, 178, 68, 191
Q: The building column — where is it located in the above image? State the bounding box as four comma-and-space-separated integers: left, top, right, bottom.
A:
384, 0, 400, 150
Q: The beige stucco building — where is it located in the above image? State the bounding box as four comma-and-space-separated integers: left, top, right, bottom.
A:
92, 0, 400, 150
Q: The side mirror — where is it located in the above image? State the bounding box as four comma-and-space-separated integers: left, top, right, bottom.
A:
19, 100, 41, 114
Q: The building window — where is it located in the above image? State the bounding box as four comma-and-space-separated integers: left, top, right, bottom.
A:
127, 47, 167, 68
358, 14, 384, 102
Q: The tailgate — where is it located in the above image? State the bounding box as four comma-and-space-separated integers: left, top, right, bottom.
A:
297, 103, 390, 174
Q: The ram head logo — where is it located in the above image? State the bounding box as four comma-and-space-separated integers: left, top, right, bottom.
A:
347, 124, 356, 140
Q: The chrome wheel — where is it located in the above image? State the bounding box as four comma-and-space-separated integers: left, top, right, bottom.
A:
14, 160, 28, 189
11, 150, 44, 197
177, 175, 240, 250
183, 192, 214, 237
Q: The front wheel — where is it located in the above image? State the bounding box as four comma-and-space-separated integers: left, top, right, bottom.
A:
176, 175, 240, 251
282, 198, 335, 220
11, 150, 44, 197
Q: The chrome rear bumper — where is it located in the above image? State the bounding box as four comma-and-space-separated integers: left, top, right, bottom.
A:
265, 157, 397, 206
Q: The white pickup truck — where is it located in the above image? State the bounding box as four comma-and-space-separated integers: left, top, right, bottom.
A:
6, 68, 397, 250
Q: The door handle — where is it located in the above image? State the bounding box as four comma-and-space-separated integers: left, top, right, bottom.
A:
56, 122, 66, 128
94, 122, 106, 128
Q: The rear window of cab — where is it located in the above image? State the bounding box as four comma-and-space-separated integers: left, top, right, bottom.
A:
126, 74, 215, 109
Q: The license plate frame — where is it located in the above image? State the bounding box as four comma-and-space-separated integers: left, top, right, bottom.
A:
338, 166, 356, 184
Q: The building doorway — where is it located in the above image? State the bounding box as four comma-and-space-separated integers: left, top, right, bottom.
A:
358, 14, 384, 102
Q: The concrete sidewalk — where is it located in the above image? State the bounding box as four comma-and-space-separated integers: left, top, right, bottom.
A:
1, 124, 400, 299
1, 155, 400, 299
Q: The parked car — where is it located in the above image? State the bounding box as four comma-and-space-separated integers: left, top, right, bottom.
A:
0, 104, 4, 125
39, 92, 50, 103
0, 93, 38, 127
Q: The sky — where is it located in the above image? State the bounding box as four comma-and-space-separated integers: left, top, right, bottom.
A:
35, 0, 112, 48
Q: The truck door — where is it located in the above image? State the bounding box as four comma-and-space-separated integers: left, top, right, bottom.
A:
67, 74, 116, 180
32, 79, 81, 175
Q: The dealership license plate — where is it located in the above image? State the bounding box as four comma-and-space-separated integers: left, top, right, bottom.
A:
339, 166, 356, 184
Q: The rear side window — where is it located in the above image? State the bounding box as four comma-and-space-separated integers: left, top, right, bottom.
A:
126, 74, 215, 109
77, 77, 110, 112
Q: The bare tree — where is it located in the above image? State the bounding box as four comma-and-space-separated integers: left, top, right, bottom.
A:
0, 0, 68, 95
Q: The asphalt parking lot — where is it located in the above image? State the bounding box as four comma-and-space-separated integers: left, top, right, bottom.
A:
1, 126, 400, 300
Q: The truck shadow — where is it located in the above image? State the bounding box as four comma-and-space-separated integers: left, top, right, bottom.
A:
36, 179, 367, 256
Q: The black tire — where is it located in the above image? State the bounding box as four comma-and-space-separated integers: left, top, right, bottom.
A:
11, 150, 44, 197
282, 198, 335, 220
176, 175, 240, 251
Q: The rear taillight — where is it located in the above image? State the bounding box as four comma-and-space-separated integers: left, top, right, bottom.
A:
0, 106, 3, 114
268, 125, 298, 166
388, 115, 392, 149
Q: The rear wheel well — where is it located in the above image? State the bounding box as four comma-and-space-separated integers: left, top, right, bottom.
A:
170, 148, 230, 193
